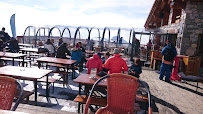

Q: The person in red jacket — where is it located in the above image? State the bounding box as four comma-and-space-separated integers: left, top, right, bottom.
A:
104, 48, 128, 74
86, 54, 103, 74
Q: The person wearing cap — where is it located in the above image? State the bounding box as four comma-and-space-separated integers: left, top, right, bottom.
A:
86, 53, 103, 74
104, 48, 128, 74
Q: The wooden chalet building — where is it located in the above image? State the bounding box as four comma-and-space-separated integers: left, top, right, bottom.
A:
145, 0, 203, 76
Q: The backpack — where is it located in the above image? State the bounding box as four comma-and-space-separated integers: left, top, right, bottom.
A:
164, 48, 175, 62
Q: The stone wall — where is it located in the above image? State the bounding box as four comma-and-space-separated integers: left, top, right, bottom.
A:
180, 1, 203, 55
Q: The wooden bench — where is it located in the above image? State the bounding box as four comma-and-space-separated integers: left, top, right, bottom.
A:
0, 57, 32, 67
38, 76, 61, 93
46, 63, 66, 68
74, 95, 107, 113
38, 71, 69, 93
74, 95, 141, 113
15, 89, 34, 104
136, 94, 148, 102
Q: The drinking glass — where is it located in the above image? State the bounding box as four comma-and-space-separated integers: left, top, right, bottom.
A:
90, 68, 97, 79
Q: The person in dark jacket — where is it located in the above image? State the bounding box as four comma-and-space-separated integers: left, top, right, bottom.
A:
8, 37, 20, 53
56, 43, 71, 59
0, 39, 6, 51
129, 58, 142, 78
0, 27, 11, 44
159, 40, 177, 83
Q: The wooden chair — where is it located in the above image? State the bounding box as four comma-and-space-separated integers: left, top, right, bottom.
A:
0, 76, 23, 111
85, 74, 152, 114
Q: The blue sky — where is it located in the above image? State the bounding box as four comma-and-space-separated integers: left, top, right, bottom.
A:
0, 0, 154, 43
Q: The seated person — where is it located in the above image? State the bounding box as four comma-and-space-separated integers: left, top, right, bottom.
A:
8, 37, 20, 53
71, 42, 83, 71
104, 48, 128, 74
58, 38, 63, 47
0, 39, 6, 51
56, 43, 71, 59
44, 39, 56, 57
71, 43, 82, 64
86, 53, 103, 74
102, 52, 110, 64
129, 58, 142, 78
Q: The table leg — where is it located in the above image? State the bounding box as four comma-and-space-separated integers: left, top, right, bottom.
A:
34, 80, 38, 105
46, 74, 49, 98
78, 84, 82, 113
22, 57, 25, 67
38, 61, 41, 68
12, 58, 14, 66
79, 84, 81, 95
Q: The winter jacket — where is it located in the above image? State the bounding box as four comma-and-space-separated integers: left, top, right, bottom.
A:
86, 54, 103, 74
104, 54, 128, 74
161, 43, 177, 64
71, 48, 82, 63
0, 31, 10, 43
130, 64, 142, 77
56, 43, 70, 59
9, 38, 19, 53
44, 43, 55, 54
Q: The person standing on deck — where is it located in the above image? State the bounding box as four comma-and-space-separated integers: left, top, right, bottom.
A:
159, 40, 177, 83
104, 48, 128, 74
0, 27, 11, 44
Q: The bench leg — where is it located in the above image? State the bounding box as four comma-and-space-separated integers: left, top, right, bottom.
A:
82, 104, 84, 113
78, 102, 81, 113
196, 82, 199, 91
52, 82, 54, 93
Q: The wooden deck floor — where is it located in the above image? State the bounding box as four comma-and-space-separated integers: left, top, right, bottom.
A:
140, 67, 203, 114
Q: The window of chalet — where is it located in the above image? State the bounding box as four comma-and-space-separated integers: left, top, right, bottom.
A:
172, 9, 182, 24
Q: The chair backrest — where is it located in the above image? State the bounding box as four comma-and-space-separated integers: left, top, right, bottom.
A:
0, 76, 23, 111
106, 74, 139, 113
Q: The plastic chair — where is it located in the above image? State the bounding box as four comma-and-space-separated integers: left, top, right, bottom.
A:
85, 74, 152, 114
0, 76, 23, 111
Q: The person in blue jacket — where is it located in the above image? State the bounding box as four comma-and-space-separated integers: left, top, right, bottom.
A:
159, 40, 177, 83
71, 42, 83, 72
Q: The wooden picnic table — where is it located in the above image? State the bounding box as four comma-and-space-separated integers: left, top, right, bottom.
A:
36, 57, 77, 79
0, 52, 27, 66
0, 66, 52, 105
